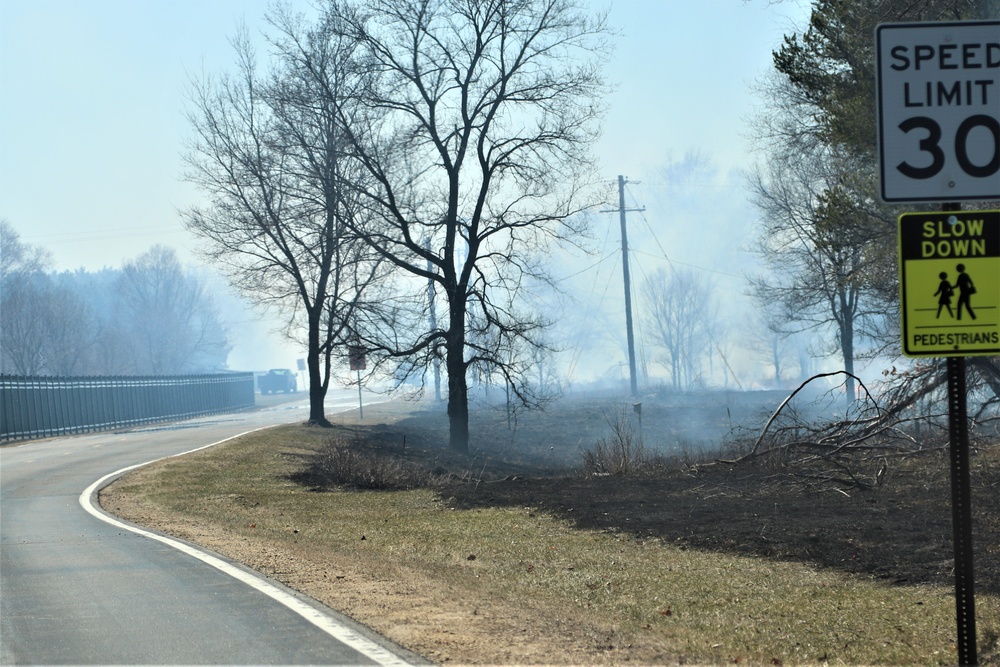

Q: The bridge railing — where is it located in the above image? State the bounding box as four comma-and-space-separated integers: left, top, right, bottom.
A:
0, 373, 255, 442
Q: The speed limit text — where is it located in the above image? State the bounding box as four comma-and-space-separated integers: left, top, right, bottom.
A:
890, 41, 999, 108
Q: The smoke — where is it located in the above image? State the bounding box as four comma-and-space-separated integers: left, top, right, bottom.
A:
538, 152, 790, 392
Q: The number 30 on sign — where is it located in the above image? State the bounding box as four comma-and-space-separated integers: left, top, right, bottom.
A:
876, 21, 1000, 203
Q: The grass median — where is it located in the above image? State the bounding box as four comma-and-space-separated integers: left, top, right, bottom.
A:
101, 404, 1000, 665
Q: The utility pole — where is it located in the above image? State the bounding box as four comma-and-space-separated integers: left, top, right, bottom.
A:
603, 175, 644, 397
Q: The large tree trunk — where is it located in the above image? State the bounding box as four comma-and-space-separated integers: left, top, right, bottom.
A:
446, 302, 469, 453
842, 337, 855, 408
307, 309, 331, 427
839, 297, 856, 411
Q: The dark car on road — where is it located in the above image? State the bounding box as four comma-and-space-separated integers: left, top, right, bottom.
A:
258, 368, 297, 394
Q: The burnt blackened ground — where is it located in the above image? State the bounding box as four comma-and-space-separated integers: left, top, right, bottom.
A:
444, 457, 987, 592
312, 390, 1000, 595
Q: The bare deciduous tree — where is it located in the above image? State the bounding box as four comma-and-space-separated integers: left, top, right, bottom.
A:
0, 220, 48, 283
1, 221, 47, 373
1, 221, 97, 376
747, 305, 807, 388
0, 278, 49, 375
642, 266, 718, 390
115, 246, 230, 374
746, 137, 890, 407
325, 0, 612, 452
1, 226, 221, 376
39, 281, 97, 375
183, 17, 388, 425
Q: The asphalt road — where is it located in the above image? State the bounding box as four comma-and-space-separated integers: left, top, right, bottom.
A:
0, 393, 422, 666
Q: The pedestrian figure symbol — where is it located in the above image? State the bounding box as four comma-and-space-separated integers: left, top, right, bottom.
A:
934, 271, 953, 319
934, 265, 977, 320
954, 263, 976, 321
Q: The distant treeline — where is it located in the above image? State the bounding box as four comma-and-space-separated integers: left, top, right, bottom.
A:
1, 223, 229, 377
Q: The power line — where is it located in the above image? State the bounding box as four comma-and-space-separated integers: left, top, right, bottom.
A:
553, 249, 619, 283
631, 248, 744, 279
565, 247, 621, 383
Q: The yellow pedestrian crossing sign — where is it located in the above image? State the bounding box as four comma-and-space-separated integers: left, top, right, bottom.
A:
898, 210, 1000, 357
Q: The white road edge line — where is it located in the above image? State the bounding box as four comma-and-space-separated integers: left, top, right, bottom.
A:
79, 426, 415, 667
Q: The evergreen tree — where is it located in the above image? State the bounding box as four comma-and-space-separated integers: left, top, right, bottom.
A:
750, 0, 997, 403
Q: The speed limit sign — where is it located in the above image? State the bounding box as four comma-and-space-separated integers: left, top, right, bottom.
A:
876, 21, 1000, 203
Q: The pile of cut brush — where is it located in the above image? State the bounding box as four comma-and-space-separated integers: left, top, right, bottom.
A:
722, 362, 1000, 492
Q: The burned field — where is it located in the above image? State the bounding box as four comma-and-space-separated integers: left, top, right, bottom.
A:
302, 385, 1000, 595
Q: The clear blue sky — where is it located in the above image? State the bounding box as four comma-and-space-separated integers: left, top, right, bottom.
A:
1, 0, 808, 272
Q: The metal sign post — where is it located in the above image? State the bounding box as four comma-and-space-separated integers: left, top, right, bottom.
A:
942, 201, 978, 667
947, 354, 977, 665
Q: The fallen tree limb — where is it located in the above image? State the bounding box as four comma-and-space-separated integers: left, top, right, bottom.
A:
740, 370, 875, 461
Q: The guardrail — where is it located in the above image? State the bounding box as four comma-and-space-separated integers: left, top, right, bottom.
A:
0, 373, 255, 442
